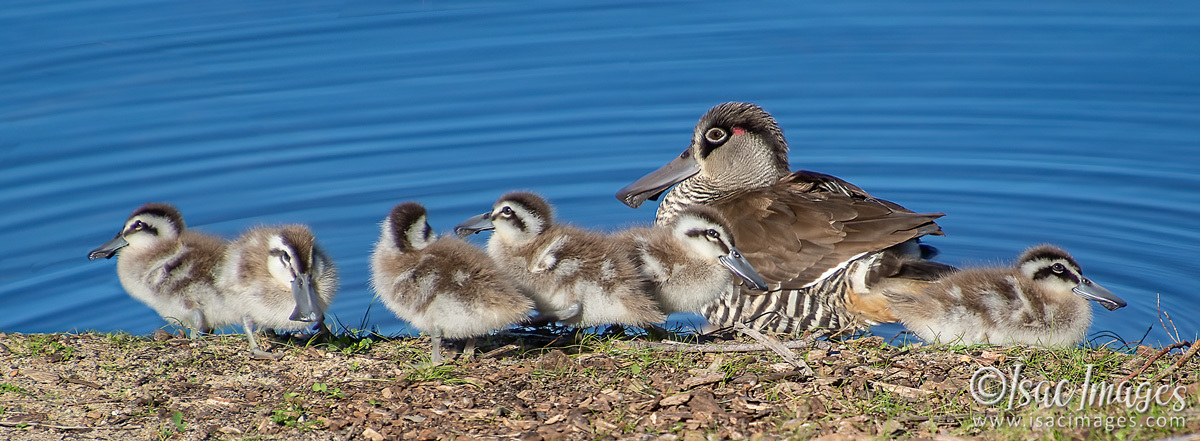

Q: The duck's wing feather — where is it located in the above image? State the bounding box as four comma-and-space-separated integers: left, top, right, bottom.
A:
714, 170, 945, 289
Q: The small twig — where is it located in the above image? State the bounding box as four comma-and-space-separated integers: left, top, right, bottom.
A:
734, 322, 814, 377
65, 377, 102, 389
619, 333, 832, 353
0, 421, 142, 431
893, 413, 971, 425
1152, 340, 1199, 382
1119, 341, 1190, 384
0, 421, 91, 431
70, 399, 125, 406
730, 370, 808, 384
479, 344, 518, 360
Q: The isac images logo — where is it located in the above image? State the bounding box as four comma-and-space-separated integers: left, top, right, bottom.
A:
968, 364, 1190, 430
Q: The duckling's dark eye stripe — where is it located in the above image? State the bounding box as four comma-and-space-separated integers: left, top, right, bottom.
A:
130, 207, 184, 232
685, 229, 731, 253
1033, 267, 1079, 283
130, 224, 158, 236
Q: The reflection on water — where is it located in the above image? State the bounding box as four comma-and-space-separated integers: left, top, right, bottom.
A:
2, 1, 1197, 346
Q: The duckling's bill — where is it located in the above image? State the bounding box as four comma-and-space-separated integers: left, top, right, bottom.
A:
454, 212, 495, 238
88, 234, 129, 260
1073, 278, 1126, 311
718, 247, 769, 291
616, 149, 701, 208
288, 273, 322, 322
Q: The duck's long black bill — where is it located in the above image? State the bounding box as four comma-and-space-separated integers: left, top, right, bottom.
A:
289, 273, 322, 322
1073, 278, 1127, 311
719, 247, 769, 291
615, 149, 701, 208
454, 212, 495, 238
88, 234, 129, 260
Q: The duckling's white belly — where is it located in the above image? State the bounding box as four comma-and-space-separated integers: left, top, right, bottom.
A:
117, 250, 227, 329
375, 269, 529, 340
907, 310, 990, 346
907, 305, 1089, 348
571, 280, 636, 327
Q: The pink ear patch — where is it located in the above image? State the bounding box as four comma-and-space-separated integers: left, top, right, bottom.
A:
732, 127, 746, 135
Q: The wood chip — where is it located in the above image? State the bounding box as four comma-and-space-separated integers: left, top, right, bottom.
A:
362, 427, 384, 441
871, 381, 932, 399
683, 373, 725, 389
659, 393, 691, 407
24, 370, 60, 383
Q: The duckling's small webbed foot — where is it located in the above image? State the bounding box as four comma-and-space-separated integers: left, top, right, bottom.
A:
251, 349, 285, 361
242, 316, 283, 360
461, 337, 477, 361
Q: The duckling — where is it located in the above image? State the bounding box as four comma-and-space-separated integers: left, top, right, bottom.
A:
371, 202, 533, 364
219, 224, 338, 359
88, 203, 237, 338
881, 245, 1126, 348
456, 192, 666, 328
615, 205, 769, 314
616, 102, 951, 333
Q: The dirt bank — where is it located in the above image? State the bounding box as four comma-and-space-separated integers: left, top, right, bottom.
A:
1, 330, 1197, 440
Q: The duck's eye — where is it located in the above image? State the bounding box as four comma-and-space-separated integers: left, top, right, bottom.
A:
500, 206, 514, 217
282, 251, 291, 263
706, 229, 720, 239
705, 127, 728, 145
130, 220, 144, 231
1051, 263, 1066, 274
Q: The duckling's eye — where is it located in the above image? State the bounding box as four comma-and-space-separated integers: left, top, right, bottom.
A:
281, 251, 291, 263
680, 150, 690, 159
706, 229, 720, 239
1051, 263, 1066, 274
705, 127, 728, 145
500, 206, 514, 217
130, 220, 144, 231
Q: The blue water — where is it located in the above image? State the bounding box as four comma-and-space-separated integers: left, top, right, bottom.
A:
2, 1, 1197, 347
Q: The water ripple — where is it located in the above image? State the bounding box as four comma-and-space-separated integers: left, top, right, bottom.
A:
2, 1, 1197, 344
